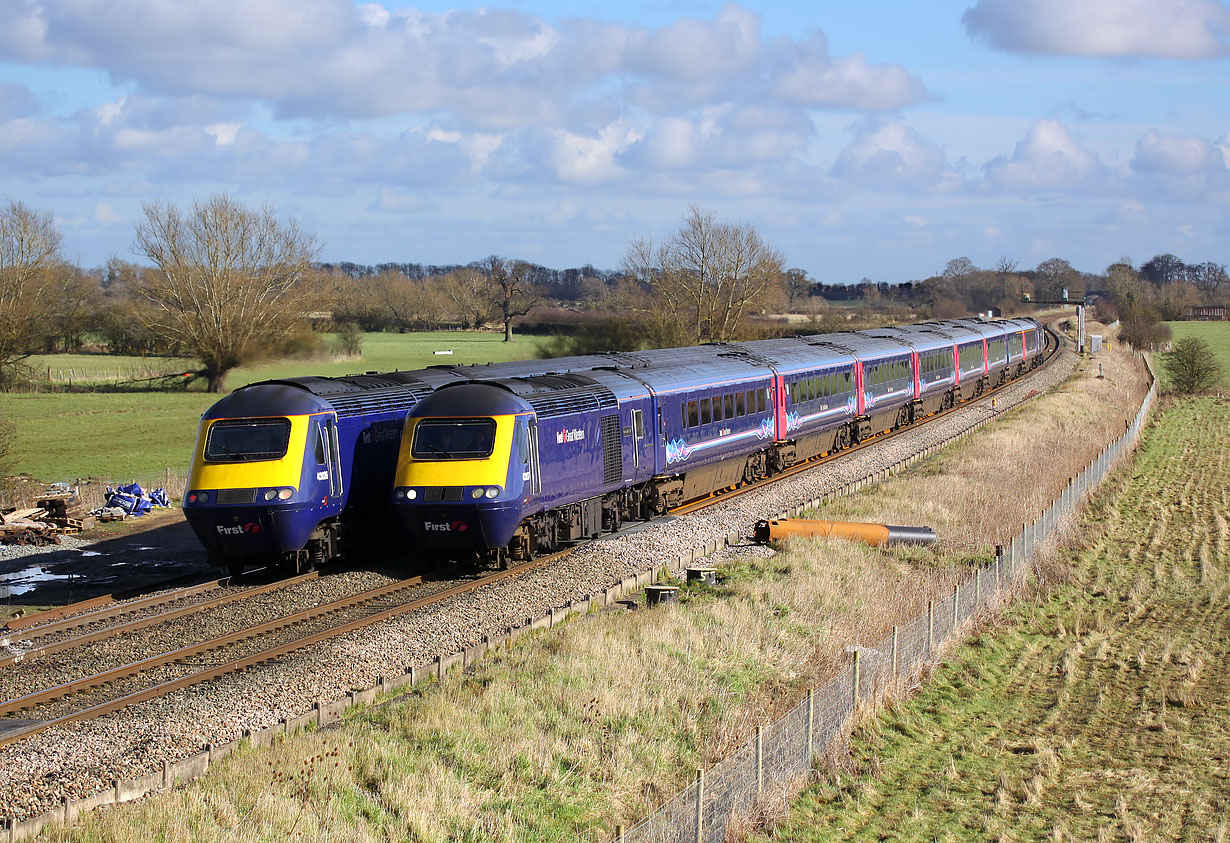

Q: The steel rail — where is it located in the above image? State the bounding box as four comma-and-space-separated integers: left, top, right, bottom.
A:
3, 581, 225, 637
670, 324, 1064, 516
0, 572, 319, 668
0, 574, 424, 716
0, 557, 557, 748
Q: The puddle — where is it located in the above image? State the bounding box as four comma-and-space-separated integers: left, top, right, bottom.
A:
0, 566, 76, 597
76, 551, 104, 557
134, 547, 161, 552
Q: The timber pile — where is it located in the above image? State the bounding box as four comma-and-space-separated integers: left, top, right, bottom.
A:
0, 509, 61, 546
35, 492, 88, 531
0, 490, 92, 544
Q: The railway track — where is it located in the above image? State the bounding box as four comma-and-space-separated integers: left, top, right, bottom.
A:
0, 324, 1065, 751
0, 572, 316, 668
0, 555, 562, 749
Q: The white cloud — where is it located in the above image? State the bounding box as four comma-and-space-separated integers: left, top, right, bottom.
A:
546, 123, 642, 185
963, 0, 1230, 59
205, 122, 242, 147
773, 33, 931, 111
1133, 130, 1226, 174
832, 120, 961, 189
0, 1, 930, 131
983, 119, 1104, 191
92, 202, 119, 224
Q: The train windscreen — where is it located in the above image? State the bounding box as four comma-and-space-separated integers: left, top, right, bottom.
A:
204, 418, 292, 462
411, 418, 497, 460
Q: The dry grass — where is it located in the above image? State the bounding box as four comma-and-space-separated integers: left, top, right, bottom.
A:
754, 397, 1230, 842
810, 322, 1150, 557
40, 329, 1152, 842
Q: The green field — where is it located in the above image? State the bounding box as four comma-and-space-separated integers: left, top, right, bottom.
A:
2, 331, 543, 484
1157, 320, 1230, 391
754, 398, 1230, 842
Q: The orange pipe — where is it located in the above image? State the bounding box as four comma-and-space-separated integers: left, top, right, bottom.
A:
753, 519, 936, 546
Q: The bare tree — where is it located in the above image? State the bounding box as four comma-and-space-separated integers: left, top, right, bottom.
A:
1035, 257, 1080, 300
439, 268, 491, 329
134, 193, 319, 392
0, 200, 73, 387
479, 257, 542, 342
782, 267, 813, 309
622, 204, 785, 345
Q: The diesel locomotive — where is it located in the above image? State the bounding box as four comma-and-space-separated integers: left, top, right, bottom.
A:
183, 371, 452, 576
184, 316, 1042, 574
390, 318, 1044, 564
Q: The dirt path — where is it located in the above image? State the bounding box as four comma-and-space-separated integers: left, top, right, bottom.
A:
757, 397, 1230, 842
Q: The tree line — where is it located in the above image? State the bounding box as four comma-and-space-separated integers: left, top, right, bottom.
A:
1, 194, 1226, 394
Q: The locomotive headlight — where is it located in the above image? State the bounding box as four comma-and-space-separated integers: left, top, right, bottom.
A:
194, 491, 209, 504
263, 489, 278, 501
470, 488, 485, 499
484, 487, 500, 499
277, 488, 294, 500
406, 489, 417, 500
394, 488, 406, 499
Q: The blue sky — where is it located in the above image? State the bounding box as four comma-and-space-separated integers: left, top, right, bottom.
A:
1, 0, 1227, 282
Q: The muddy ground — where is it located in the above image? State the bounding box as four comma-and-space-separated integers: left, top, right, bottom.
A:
0, 509, 214, 617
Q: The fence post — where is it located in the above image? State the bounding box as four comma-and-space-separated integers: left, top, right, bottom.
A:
695, 769, 704, 843
928, 600, 934, 655
852, 650, 860, 707
756, 725, 764, 795
975, 567, 981, 608
807, 690, 814, 764
891, 626, 898, 678
953, 583, 960, 628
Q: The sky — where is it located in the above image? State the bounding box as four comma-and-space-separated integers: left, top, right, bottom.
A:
0, 0, 1227, 283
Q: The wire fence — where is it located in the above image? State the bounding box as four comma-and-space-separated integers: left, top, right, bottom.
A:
620, 364, 1157, 843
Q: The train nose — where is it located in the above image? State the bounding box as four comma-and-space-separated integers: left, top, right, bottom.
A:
392, 499, 525, 551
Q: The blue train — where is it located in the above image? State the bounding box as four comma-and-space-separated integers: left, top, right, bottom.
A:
183, 317, 1042, 572
182, 356, 640, 574
389, 317, 1044, 564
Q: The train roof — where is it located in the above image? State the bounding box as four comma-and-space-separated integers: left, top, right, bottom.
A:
738, 337, 858, 373
857, 326, 954, 353
912, 321, 985, 343
934, 319, 1008, 340
201, 382, 334, 420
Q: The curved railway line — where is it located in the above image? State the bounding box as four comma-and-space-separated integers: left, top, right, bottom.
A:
0, 325, 1063, 753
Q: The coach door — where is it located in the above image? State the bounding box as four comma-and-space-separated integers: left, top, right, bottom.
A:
631, 408, 645, 470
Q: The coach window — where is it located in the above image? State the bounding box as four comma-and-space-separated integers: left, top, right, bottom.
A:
712, 396, 723, 422
757, 388, 767, 413
735, 391, 746, 416
687, 400, 699, 428
700, 397, 712, 425
723, 393, 735, 419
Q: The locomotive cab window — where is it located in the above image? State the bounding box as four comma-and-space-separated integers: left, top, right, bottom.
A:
205, 418, 292, 462
411, 418, 497, 460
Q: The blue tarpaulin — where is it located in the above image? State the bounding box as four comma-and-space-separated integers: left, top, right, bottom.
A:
104, 482, 170, 516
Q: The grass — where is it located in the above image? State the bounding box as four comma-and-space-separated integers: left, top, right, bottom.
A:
1157, 320, 1230, 392
24, 327, 1155, 841
1, 331, 542, 484
752, 397, 1230, 842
